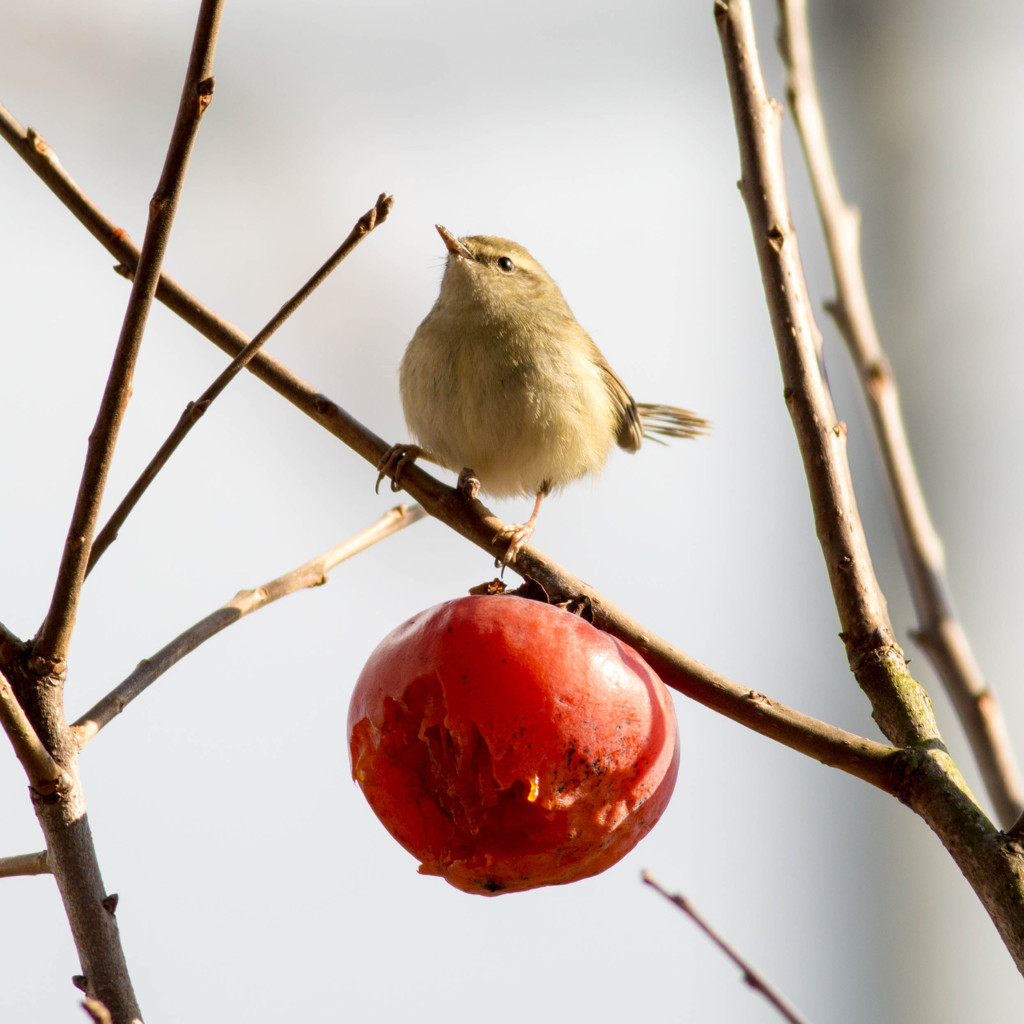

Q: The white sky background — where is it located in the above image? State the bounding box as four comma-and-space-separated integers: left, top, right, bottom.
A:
2, 1, 1023, 1020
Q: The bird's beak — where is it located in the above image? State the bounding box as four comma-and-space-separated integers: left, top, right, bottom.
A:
436, 224, 473, 259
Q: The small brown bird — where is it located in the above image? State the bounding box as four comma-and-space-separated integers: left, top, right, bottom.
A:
378, 225, 708, 562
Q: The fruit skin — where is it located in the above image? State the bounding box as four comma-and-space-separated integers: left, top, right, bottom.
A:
348, 595, 679, 895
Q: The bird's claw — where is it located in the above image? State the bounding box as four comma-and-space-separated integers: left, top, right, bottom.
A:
492, 521, 535, 570
376, 443, 422, 495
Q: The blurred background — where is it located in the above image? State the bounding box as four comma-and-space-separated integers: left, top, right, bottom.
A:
2, 0, 1023, 1020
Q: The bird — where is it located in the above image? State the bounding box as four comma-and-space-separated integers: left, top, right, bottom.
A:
377, 224, 708, 564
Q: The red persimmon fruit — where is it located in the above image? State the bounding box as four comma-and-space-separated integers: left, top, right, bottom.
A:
348, 595, 678, 895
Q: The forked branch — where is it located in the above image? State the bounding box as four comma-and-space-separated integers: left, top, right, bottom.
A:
775, 0, 1022, 828
10, 5, 226, 1022
713, 0, 940, 753
715, 0, 1024, 975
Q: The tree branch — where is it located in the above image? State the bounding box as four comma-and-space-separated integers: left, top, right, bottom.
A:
643, 872, 812, 1024
31, 1, 223, 672
8, 5, 226, 1022
713, 0, 941, 752
72, 504, 425, 745
87, 192, 395, 575
0, 850, 51, 878
714, 0, 1024, 976
774, 0, 1022, 828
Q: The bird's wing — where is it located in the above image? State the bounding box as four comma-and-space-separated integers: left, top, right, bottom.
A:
598, 359, 644, 453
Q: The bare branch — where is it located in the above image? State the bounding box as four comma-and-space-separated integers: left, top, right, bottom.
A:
643, 872, 812, 1024
10, 6, 226, 1022
0, 850, 51, 878
31, 0, 224, 672
0, 668, 72, 795
713, 0, 941, 752
72, 504, 425, 745
87, 192, 395, 574
714, 0, 1024, 976
775, 0, 1022, 828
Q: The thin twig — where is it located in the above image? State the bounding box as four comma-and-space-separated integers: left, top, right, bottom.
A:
0, 668, 72, 795
642, 872, 812, 1024
713, 0, 941, 752
72, 504, 425, 745
0, 850, 51, 878
31, 4, 223, 673
775, 0, 1022, 829
87, 192, 395, 575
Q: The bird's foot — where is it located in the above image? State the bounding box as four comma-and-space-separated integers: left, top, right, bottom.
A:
492, 491, 545, 569
457, 467, 481, 500
375, 443, 424, 494
492, 520, 536, 570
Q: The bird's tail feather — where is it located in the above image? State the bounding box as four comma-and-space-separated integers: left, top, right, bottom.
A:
637, 404, 711, 444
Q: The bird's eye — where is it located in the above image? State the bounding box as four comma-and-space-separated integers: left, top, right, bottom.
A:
496, 256, 515, 273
